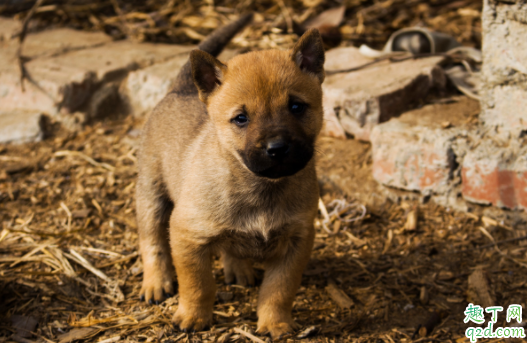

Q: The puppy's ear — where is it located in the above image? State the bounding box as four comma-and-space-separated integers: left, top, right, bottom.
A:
190, 50, 227, 103
291, 28, 325, 83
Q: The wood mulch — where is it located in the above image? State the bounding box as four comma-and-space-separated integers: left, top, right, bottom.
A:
1, 117, 526, 343
1, 1, 525, 343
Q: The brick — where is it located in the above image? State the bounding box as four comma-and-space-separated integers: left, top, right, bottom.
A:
323, 50, 445, 141
0, 110, 46, 144
461, 141, 527, 210
0, 38, 194, 115
370, 98, 477, 193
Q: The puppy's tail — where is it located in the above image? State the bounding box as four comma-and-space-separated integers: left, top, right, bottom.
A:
171, 13, 253, 95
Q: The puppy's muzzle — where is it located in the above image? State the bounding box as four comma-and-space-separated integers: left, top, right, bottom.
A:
243, 134, 313, 179
266, 138, 290, 159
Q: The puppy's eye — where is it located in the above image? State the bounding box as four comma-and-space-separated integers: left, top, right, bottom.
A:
232, 114, 248, 127
289, 101, 306, 115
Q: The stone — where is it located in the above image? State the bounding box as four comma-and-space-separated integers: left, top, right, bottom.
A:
122, 48, 238, 117
461, 139, 527, 210
0, 38, 194, 115
0, 16, 21, 41
0, 110, 47, 144
480, 0, 527, 137
122, 54, 188, 117
22, 28, 112, 59
321, 47, 374, 139
324, 46, 373, 72
370, 97, 478, 194
322, 49, 446, 141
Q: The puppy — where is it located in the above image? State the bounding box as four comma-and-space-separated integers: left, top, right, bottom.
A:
136, 14, 325, 339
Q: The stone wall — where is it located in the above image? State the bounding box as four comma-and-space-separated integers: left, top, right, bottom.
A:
480, 0, 527, 138
371, 0, 527, 212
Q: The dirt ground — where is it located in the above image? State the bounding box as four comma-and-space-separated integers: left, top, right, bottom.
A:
1, 111, 527, 343
1, 0, 526, 342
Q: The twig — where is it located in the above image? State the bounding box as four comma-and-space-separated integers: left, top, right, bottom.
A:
277, 0, 293, 34
325, 52, 451, 75
54, 150, 115, 171
468, 234, 527, 251
325, 279, 354, 309
96, 251, 139, 269
66, 249, 111, 282
233, 328, 267, 343
17, 0, 44, 91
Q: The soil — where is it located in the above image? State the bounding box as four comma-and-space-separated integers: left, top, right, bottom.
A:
1, 1, 525, 342
1, 112, 526, 343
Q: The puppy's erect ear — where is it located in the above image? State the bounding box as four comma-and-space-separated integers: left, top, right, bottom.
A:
190, 50, 227, 103
291, 28, 325, 83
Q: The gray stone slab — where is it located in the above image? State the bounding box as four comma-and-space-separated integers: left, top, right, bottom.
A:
0, 38, 194, 115
0, 16, 21, 41
322, 50, 446, 141
0, 110, 45, 144
122, 48, 238, 117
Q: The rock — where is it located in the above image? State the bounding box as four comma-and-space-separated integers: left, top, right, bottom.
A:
324, 46, 373, 72
0, 17, 21, 41
122, 54, 189, 117
0, 36, 194, 115
122, 48, 238, 117
22, 28, 112, 59
371, 97, 478, 194
321, 47, 375, 139
480, 0, 527, 138
323, 49, 446, 141
0, 110, 48, 144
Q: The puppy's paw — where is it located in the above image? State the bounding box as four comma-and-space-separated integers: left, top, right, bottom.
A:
257, 319, 299, 340
223, 256, 255, 286
172, 305, 212, 332
140, 273, 174, 305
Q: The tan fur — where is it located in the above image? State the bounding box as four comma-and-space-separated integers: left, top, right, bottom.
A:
136, 28, 325, 339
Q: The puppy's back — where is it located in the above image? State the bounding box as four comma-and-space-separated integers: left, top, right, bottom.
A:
138, 15, 253, 193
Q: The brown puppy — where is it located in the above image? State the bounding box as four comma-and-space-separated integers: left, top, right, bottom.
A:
136, 14, 325, 339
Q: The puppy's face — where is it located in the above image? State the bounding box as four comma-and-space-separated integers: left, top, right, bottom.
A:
191, 29, 325, 179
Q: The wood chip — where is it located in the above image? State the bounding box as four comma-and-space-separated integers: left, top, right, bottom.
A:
233, 328, 266, 343
467, 268, 495, 308
325, 279, 354, 309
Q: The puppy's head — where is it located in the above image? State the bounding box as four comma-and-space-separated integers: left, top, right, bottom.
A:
190, 29, 325, 179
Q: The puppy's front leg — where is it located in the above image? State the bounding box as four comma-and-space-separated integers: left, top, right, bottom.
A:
171, 222, 216, 332
257, 226, 314, 339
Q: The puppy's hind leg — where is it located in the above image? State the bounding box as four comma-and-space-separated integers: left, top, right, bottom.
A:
137, 177, 175, 304
221, 252, 255, 287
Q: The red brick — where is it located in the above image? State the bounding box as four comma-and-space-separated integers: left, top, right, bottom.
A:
462, 145, 527, 210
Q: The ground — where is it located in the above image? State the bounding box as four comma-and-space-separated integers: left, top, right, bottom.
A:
1, 116, 526, 343
1, 0, 525, 342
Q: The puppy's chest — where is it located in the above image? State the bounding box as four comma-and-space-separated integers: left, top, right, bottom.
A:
217, 228, 290, 261
211, 197, 301, 260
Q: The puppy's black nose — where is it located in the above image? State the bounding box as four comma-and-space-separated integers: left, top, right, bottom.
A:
266, 139, 290, 158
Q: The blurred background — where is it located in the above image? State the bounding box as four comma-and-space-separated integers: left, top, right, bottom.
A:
1, 0, 482, 50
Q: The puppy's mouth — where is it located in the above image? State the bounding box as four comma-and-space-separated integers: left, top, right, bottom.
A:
241, 141, 314, 179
